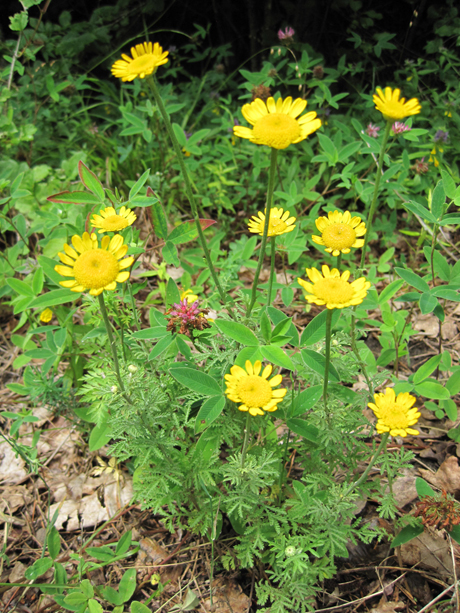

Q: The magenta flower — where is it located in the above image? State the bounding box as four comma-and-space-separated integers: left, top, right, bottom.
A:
165, 299, 211, 337
365, 123, 380, 138
278, 27, 295, 41
392, 122, 411, 135
434, 130, 449, 143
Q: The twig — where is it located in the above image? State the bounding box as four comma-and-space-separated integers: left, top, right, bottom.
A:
416, 582, 456, 613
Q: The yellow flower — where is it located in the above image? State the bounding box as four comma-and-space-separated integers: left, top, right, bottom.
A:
39, 308, 53, 323
55, 232, 134, 296
373, 87, 421, 121
368, 387, 420, 437
429, 146, 443, 168
297, 265, 371, 309
91, 206, 136, 233
224, 360, 287, 416
111, 42, 169, 82
248, 207, 296, 237
181, 288, 199, 303
233, 96, 321, 149
312, 210, 366, 256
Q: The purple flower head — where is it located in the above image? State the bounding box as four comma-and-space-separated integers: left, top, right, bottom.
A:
185, 131, 193, 141
434, 129, 449, 143
228, 117, 240, 133
365, 123, 380, 138
168, 45, 177, 53
165, 299, 211, 337
412, 158, 429, 174
278, 26, 295, 41
392, 122, 411, 135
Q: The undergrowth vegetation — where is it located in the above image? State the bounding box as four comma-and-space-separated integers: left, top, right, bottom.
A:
1, 1, 460, 612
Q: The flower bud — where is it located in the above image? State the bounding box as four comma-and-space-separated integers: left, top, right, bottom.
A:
128, 364, 138, 373
111, 385, 118, 393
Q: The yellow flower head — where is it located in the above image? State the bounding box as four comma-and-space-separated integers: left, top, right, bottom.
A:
312, 210, 366, 256
224, 360, 287, 416
298, 265, 371, 309
55, 232, 134, 296
248, 207, 296, 237
373, 87, 421, 121
39, 308, 53, 323
368, 387, 420, 437
91, 206, 136, 234
233, 96, 321, 149
111, 42, 169, 82
180, 288, 199, 303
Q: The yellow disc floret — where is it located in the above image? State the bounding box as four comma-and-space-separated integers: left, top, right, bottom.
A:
111, 42, 169, 82
224, 360, 286, 416
368, 387, 420, 437
233, 96, 321, 150
54, 232, 134, 296
297, 265, 371, 309
373, 87, 421, 121
312, 210, 366, 256
248, 207, 296, 237
91, 206, 137, 233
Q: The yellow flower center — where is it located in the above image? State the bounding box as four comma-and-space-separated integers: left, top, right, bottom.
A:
101, 215, 129, 231
322, 224, 356, 250
253, 113, 300, 149
237, 376, 273, 408
130, 54, 155, 76
380, 403, 407, 428
73, 249, 120, 290
314, 278, 354, 304
268, 217, 288, 236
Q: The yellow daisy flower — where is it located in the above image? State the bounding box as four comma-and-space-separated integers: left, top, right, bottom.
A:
39, 308, 53, 323
111, 42, 169, 82
297, 265, 371, 309
90, 206, 137, 233
54, 232, 134, 297
233, 96, 321, 150
373, 87, 421, 121
180, 288, 199, 303
224, 360, 287, 416
248, 207, 296, 237
312, 210, 366, 256
368, 387, 420, 437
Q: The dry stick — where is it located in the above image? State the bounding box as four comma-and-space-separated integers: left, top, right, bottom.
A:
448, 534, 460, 611
416, 583, 457, 613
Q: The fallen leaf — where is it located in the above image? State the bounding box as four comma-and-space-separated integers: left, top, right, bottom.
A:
400, 529, 458, 578
413, 314, 439, 337
370, 601, 405, 612
0, 441, 28, 485
419, 456, 460, 494
390, 468, 418, 508
202, 577, 250, 613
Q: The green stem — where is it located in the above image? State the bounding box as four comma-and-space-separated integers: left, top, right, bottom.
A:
240, 412, 252, 469
146, 76, 234, 318
344, 431, 390, 496
246, 148, 278, 318
97, 294, 125, 395
277, 428, 291, 505
359, 121, 392, 270
336, 253, 342, 270
267, 236, 276, 307
322, 309, 333, 413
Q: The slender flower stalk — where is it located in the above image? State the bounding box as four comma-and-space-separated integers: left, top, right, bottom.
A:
98, 294, 125, 394
360, 121, 392, 270
267, 236, 276, 306
344, 432, 390, 496
323, 309, 333, 412
246, 148, 278, 317
145, 75, 234, 317
240, 413, 251, 468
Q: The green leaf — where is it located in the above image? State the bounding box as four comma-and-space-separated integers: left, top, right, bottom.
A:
395, 267, 430, 293
448, 525, 460, 545
47, 526, 61, 559
441, 169, 456, 199
87, 600, 103, 613
446, 371, 460, 396
195, 395, 226, 433
441, 398, 457, 421
215, 320, 259, 346
260, 310, 272, 343
151, 197, 168, 240
116, 531, 133, 556
131, 603, 152, 613
172, 123, 186, 146
414, 380, 450, 400
101, 586, 122, 606
415, 477, 435, 498
378, 279, 404, 305
47, 190, 102, 205
260, 345, 294, 370
391, 522, 424, 547
86, 545, 116, 562
286, 418, 319, 443
148, 335, 175, 359
162, 241, 180, 267
235, 346, 264, 367
401, 200, 437, 224
301, 349, 339, 381
170, 367, 222, 396
118, 568, 137, 602
300, 310, 341, 346
80, 580, 94, 599
6, 277, 35, 297
23, 289, 76, 313
9, 11, 28, 31
291, 385, 323, 417
64, 592, 89, 606
78, 162, 105, 200
431, 180, 445, 220
88, 422, 112, 452
129, 169, 150, 200
165, 277, 181, 307
132, 326, 168, 340
32, 268, 44, 295
25, 557, 54, 580
413, 354, 443, 385
419, 292, 438, 314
